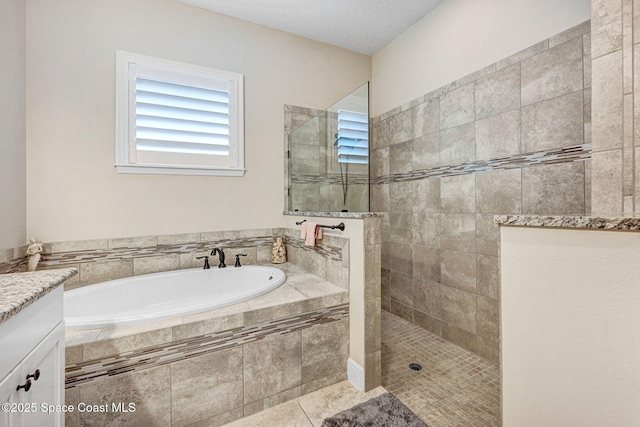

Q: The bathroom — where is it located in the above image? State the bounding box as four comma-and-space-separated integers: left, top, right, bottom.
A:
3, 0, 640, 426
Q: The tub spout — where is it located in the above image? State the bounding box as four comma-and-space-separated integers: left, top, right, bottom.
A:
211, 248, 226, 268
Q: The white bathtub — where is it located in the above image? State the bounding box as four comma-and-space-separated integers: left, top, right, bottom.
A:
64, 265, 286, 330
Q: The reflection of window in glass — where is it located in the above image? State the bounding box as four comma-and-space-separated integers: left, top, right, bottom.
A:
336, 109, 369, 165
327, 109, 369, 176
115, 51, 244, 176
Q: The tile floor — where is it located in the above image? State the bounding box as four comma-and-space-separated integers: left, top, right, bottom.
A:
221, 311, 501, 427
382, 311, 501, 427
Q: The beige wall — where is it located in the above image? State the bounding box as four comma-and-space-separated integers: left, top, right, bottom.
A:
501, 225, 640, 426
26, 0, 370, 243
371, 0, 591, 116
0, 0, 27, 250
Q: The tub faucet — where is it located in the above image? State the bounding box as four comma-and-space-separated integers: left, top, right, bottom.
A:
234, 253, 247, 267
196, 255, 210, 269
211, 248, 226, 268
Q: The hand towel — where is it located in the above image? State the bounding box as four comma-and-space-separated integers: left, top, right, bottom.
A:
301, 222, 319, 246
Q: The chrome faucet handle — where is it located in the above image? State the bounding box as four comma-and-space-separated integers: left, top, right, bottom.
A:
196, 255, 210, 269
234, 253, 248, 267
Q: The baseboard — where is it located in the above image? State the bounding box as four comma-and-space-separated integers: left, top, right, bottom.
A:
347, 358, 365, 391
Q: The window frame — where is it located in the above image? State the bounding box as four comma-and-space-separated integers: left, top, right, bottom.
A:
115, 50, 245, 176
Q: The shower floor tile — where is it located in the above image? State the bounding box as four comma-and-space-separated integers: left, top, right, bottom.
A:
382, 310, 501, 427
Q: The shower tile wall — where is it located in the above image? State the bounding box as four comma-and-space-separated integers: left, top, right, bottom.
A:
284, 105, 369, 212
371, 21, 591, 362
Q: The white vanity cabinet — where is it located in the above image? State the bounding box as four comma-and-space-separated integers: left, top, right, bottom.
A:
0, 286, 65, 427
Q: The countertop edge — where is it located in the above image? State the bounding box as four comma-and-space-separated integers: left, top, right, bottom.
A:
0, 268, 78, 325
494, 215, 640, 231
283, 211, 384, 219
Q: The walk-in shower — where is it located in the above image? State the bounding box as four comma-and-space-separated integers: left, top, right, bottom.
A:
286, 82, 370, 212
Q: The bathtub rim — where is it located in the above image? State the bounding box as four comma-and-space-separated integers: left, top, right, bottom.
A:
64, 265, 286, 331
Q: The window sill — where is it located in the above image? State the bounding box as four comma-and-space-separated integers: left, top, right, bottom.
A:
115, 164, 246, 177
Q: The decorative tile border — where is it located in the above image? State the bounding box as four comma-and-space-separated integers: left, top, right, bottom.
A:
65, 304, 349, 389
34, 234, 343, 267
40, 236, 275, 267
372, 144, 591, 185
291, 174, 369, 185
0, 257, 27, 275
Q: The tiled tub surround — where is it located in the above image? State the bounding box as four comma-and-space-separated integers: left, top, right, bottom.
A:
21, 227, 349, 291
64, 263, 350, 427
371, 21, 591, 362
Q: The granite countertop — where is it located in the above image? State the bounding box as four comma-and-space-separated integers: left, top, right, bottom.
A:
0, 268, 78, 325
283, 211, 383, 219
495, 215, 640, 230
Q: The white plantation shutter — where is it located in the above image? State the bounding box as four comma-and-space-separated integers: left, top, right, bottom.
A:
116, 51, 244, 176
337, 109, 368, 165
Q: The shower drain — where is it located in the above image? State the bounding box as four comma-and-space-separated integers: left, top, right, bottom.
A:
409, 363, 423, 371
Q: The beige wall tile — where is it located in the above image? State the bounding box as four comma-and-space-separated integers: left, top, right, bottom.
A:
440, 122, 476, 165
389, 109, 413, 145
441, 250, 476, 293
412, 212, 440, 248
83, 328, 173, 361
390, 299, 413, 322
133, 254, 180, 276
389, 140, 413, 175
475, 109, 521, 159
301, 319, 349, 383
592, 150, 624, 214
413, 278, 441, 318
440, 83, 475, 130
441, 322, 477, 353
522, 162, 586, 215
412, 245, 441, 283
172, 313, 244, 341
108, 236, 157, 249
440, 213, 475, 252
412, 132, 440, 170
412, 98, 439, 138
389, 271, 413, 307
475, 64, 521, 120
521, 36, 583, 106
78, 365, 171, 427
477, 255, 499, 299
171, 348, 243, 427
592, 50, 623, 152
370, 147, 389, 178
157, 233, 199, 245
440, 174, 475, 213
79, 259, 133, 285
243, 332, 302, 403
476, 169, 522, 214
475, 214, 499, 257
389, 181, 413, 212
412, 179, 441, 213
387, 242, 412, 276
413, 309, 442, 336
521, 91, 585, 152
477, 296, 499, 342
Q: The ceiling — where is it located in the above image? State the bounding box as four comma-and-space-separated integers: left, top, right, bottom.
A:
176, 0, 445, 55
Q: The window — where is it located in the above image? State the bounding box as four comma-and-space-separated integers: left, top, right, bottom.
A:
115, 51, 244, 176
336, 109, 368, 165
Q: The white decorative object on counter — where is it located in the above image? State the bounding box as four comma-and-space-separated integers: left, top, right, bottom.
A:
271, 236, 287, 264
26, 238, 43, 272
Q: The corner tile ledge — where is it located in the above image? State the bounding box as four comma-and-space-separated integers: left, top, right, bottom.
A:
0, 268, 78, 324
495, 215, 640, 231
283, 211, 384, 219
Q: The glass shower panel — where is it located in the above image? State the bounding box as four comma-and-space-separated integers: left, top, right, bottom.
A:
288, 82, 369, 212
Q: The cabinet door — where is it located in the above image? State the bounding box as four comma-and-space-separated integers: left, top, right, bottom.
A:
0, 367, 24, 427
19, 322, 65, 427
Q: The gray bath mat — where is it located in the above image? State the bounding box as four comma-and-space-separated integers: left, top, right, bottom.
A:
321, 392, 428, 427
